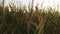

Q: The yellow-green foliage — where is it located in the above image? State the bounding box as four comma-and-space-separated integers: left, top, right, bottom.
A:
0, 6, 60, 34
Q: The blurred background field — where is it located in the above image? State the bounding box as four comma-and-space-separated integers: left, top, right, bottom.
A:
0, 0, 60, 34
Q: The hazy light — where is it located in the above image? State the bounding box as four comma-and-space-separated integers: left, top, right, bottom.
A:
1, 0, 60, 12
4, 0, 60, 7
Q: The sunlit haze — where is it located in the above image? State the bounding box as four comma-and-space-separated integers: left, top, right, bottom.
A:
0, 0, 60, 11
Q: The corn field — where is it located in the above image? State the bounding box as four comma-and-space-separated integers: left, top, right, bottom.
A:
0, 0, 60, 34
0, 6, 60, 34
